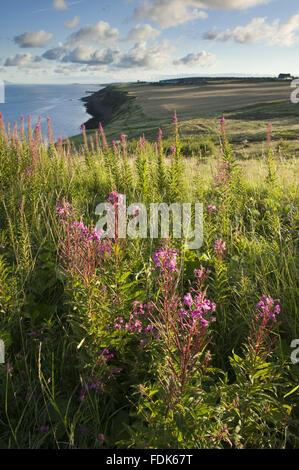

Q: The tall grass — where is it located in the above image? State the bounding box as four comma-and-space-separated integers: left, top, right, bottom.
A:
0, 112, 298, 449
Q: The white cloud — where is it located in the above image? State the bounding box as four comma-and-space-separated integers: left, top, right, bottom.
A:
133, 1, 208, 29
5, 53, 32, 66
133, 0, 275, 28
52, 0, 68, 10
64, 16, 80, 29
126, 24, 161, 42
116, 40, 173, 69
62, 38, 173, 71
174, 50, 216, 67
66, 21, 119, 46
62, 45, 120, 65
204, 14, 299, 46
14, 30, 53, 48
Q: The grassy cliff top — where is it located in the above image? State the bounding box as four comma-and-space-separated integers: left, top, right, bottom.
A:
70, 80, 299, 158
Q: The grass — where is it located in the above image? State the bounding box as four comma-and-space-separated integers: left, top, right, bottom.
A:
122, 80, 291, 120
70, 80, 299, 159
0, 110, 298, 449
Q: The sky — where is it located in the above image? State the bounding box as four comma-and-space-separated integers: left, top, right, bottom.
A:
0, 0, 299, 84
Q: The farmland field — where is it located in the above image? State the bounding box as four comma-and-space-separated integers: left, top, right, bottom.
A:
123, 80, 292, 119
71, 80, 299, 160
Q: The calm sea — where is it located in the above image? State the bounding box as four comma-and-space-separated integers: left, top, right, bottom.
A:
0, 84, 103, 140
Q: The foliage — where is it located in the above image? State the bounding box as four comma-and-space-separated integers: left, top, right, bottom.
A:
0, 112, 298, 449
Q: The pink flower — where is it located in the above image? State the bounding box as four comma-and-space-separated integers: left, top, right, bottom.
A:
256, 296, 280, 322
220, 116, 226, 139
145, 325, 154, 333
156, 128, 163, 142
214, 239, 226, 261
194, 267, 210, 281
207, 205, 216, 216
200, 318, 209, 328
107, 192, 125, 208
192, 299, 216, 320
139, 136, 146, 148
108, 191, 118, 201
153, 244, 179, 274
184, 293, 193, 307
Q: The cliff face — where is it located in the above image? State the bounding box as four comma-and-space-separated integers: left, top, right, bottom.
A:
81, 86, 135, 129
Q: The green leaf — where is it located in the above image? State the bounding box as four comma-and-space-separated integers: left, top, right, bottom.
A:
284, 385, 299, 398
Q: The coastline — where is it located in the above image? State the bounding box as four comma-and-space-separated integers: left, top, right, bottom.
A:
81, 85, 135, 130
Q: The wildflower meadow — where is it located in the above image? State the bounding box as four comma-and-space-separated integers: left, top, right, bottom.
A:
0, 111, 298, 449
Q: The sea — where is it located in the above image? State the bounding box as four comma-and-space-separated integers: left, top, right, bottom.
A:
0, 84, 103, 140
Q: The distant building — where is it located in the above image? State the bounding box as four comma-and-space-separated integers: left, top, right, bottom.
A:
278, 73, 293, 80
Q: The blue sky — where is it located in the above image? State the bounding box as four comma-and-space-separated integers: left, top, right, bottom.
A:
0, 0, 299, 83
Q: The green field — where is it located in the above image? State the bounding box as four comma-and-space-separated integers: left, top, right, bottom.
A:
71, 80, 299, 160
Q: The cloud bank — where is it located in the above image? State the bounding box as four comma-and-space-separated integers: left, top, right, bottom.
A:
133, 0, 274, 28
5, 53, 32, 66
62, 46, 120, 66
204, 14, 299, 46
